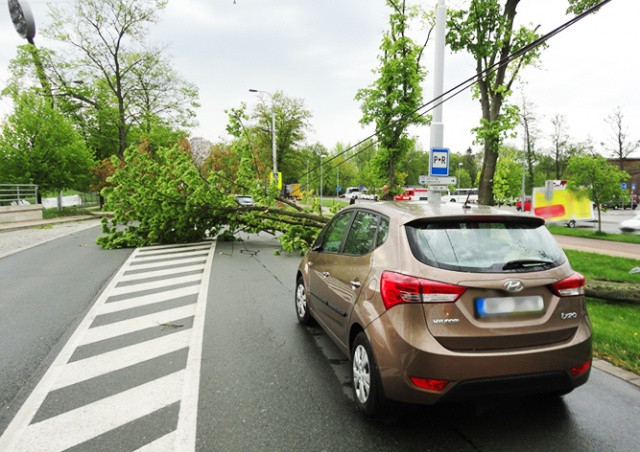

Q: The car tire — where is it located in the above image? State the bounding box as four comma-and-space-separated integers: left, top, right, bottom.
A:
351, 332, 386, 417
295, 277, 314, 325
568, 220, 576, 228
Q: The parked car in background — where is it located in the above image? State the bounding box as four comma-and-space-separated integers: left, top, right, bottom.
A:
619, 214, 640, 232
295, 202, 591, 417
515, 196, 532, 212
604, 194, 638, 210
234, 194, 255, 206
448, 188, 478, 203
341, 187, 377, 201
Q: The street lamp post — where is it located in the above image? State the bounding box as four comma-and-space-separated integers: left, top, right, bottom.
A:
249, 89, 277, 185
458, 162, 463, 190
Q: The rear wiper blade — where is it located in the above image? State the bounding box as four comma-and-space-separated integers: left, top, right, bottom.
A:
502, 259, 554, 270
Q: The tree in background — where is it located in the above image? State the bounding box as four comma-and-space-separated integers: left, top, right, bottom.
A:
252, 91, 312, 184
602, 106, 639, 171
0, 92, 94, 202
446, 0, 603, 205
549, 114, 570, 180
566, 154, 629, 234
356, 0, 428, 198
492, 146, 522, 205
40, 0, 198, 158
519, 96, 540, 194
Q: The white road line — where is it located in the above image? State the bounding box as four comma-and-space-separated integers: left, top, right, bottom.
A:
99, 285, 200, 314
136, 245, 211, 256
175, 240, 216, 451
119, 264, 205, 282
110, 273, 202, 296
137, 241, 213, 251
132, 251, 209, 263
80, 304, 197, 346
14, 371, 185, 452
51, 329, 192, 391
127, 256, 206, 270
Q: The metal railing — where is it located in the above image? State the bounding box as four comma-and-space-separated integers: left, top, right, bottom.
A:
0, 184, 39, 206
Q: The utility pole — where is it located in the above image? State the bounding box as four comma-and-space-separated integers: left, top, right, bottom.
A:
428, 0, 446, 204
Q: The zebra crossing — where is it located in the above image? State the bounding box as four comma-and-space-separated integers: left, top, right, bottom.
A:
0, 241, 216, 451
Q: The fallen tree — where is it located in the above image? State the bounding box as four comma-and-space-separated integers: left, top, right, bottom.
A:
98, 139, 330, 252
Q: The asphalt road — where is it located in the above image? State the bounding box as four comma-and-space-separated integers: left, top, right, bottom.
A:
1, 226, 639, 450
0, 225, 133, 433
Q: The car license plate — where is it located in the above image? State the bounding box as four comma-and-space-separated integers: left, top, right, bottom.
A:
475, 296, 544, 318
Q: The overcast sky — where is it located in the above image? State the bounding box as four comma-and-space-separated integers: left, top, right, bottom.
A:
1, 0, 639, 158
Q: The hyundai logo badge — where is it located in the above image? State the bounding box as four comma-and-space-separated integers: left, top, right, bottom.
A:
504, 280, 524, 293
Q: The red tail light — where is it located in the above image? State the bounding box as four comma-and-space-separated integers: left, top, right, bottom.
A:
380, 271, 466, 310
570, 360, 591, 377
410, 377, 449, 392
550, 272, 585, 297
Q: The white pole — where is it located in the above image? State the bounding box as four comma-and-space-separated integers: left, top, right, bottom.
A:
429, 0, 446, 204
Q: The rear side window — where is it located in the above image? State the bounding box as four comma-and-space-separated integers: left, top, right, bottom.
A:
318, 212, 354, 253
405, 220, 565, 273
343, 211, 379, 255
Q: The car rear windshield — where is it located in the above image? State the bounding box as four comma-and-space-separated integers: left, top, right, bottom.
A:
405, 218, 566, 273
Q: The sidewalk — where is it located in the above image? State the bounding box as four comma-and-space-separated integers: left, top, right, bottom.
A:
0, 215, 102, 260
553, 235, 640, 260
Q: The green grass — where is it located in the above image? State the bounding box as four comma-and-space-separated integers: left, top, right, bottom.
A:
42, 206, 95, 219
564, 250, 640, 284
548, 225, 640, 245
320, 199, 348, 209
564, 249, 640, 374
587, 298, 640, 375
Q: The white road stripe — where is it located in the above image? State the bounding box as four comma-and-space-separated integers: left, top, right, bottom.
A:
111, 273, 202, 296
51, 329, 192, 391
120, 264, 205, 282
14, 371, 185, 452
137, 241, 212, 251
136, 245, 211, 256
80, 304, 197, 346
127, 256, 207, 270
98, 285, 200, 315
132, 250, 209, 262
175, 241, 216, 451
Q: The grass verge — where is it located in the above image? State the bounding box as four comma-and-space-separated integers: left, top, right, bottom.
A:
565, 250, 639, 374
42, 206, 95, 219
564, 250, 640, 284
587, 298, 640, 375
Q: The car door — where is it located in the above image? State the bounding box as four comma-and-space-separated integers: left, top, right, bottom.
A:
307, 211, 355, 332
322, 211, 383, 346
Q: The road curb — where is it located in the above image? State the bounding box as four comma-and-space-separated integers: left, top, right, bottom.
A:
593, 358, 640, 387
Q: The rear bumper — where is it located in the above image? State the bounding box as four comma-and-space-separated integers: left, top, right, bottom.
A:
366, 308, 592, 405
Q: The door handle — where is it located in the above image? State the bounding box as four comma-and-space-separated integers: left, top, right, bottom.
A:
350, 279, 362, 288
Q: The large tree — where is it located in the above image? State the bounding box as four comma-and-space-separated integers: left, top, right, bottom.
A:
446, 0, 604, 205
0, 92, 95, 201
41, 0, 198, 157
356, 0, 428, 198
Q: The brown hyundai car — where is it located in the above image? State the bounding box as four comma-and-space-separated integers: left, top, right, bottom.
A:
295, 202, 591, 417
